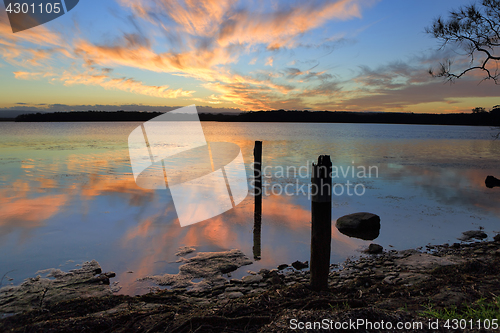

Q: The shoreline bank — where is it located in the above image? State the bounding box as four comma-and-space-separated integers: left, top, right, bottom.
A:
3, 237, 500, 332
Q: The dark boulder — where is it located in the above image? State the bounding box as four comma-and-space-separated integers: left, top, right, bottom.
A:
291, 260, 308, 270
485, 176, 500, 188
364, 243, 383, 254
336, 212, 381, 240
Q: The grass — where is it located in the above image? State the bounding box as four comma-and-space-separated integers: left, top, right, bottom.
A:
329, 301, 351, 311
421, 297, 500, 321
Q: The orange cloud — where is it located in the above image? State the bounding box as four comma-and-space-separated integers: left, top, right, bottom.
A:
2, 0, 377, 109
215, 0, 366, 49
58, 69, 195, 99
0, 14, 64, 48
73, 37, 237, 78
119, 0, 368, 50
74, 0, 376, 109
14, 71, 55, 80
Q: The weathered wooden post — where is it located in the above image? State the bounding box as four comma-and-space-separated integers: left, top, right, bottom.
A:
253, 141, 262, 260
310, 155, 332, 291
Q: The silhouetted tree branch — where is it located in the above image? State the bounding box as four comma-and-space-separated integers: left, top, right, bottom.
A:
426, 0, 500, 83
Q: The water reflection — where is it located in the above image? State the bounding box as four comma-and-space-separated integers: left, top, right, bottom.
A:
0, 122, 499, 295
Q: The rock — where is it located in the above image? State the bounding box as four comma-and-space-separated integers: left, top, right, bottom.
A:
142, 249, 252, 290
277, 264, 289, 270
459, 230, 487, 241
225, 291, 243, 299
357, 263, 368, 269
249, 288, 266, 294
383, 276, 398, 285
219, 264, 238, 274
432, 290, 466, 307
269, 273, 283, 286
396, 273, 431, 286
398, 249, 419, 256
336, 212, 381, 240
175, 246, 196, 256
394, 253, 463, 271
242, 274, 263, 284
365, 243, 383, 254
225, 286, 247, 292
485, 175, 500, 188
494, 234, 500, 242
291, 261, 308, 270
110, 281, 122, 293
211, 289, 224, 296
0, 260, 112, 313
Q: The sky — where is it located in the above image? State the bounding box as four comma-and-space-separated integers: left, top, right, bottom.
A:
0, 0, 498, 114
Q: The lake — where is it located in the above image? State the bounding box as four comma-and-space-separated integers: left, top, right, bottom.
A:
1, 122, 499, 295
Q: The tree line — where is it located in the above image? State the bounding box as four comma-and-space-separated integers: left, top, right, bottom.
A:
13, 109, 500, 126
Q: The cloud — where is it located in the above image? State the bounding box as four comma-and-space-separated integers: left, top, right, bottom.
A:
321, 53, 499, 111
0, 13, 64, 48
14, 71, 45, 80
58, 69, 195, 99
72, 0, 377, 109
119, 0, 373, 49
0, 13, 69, 68
330, 76, 500, 111
1, 0, 378, 110
284, 66, 334, 81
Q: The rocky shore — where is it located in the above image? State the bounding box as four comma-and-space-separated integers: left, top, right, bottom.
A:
3, 236, 500, 332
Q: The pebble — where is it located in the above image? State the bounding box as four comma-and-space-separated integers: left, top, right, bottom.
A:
225, 291, 244, 299
242, 274, 263, 284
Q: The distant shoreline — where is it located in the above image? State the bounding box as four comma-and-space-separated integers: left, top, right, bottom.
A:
4, 110, 500, 127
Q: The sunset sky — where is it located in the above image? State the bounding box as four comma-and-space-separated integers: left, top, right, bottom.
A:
0, 0, 498, 114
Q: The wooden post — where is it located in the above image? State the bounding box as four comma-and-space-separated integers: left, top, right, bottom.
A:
253, 141, 262, 260
310, 155, 332, 291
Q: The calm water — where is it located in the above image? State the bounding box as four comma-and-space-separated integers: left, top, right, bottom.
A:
1, 122, 499, 295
